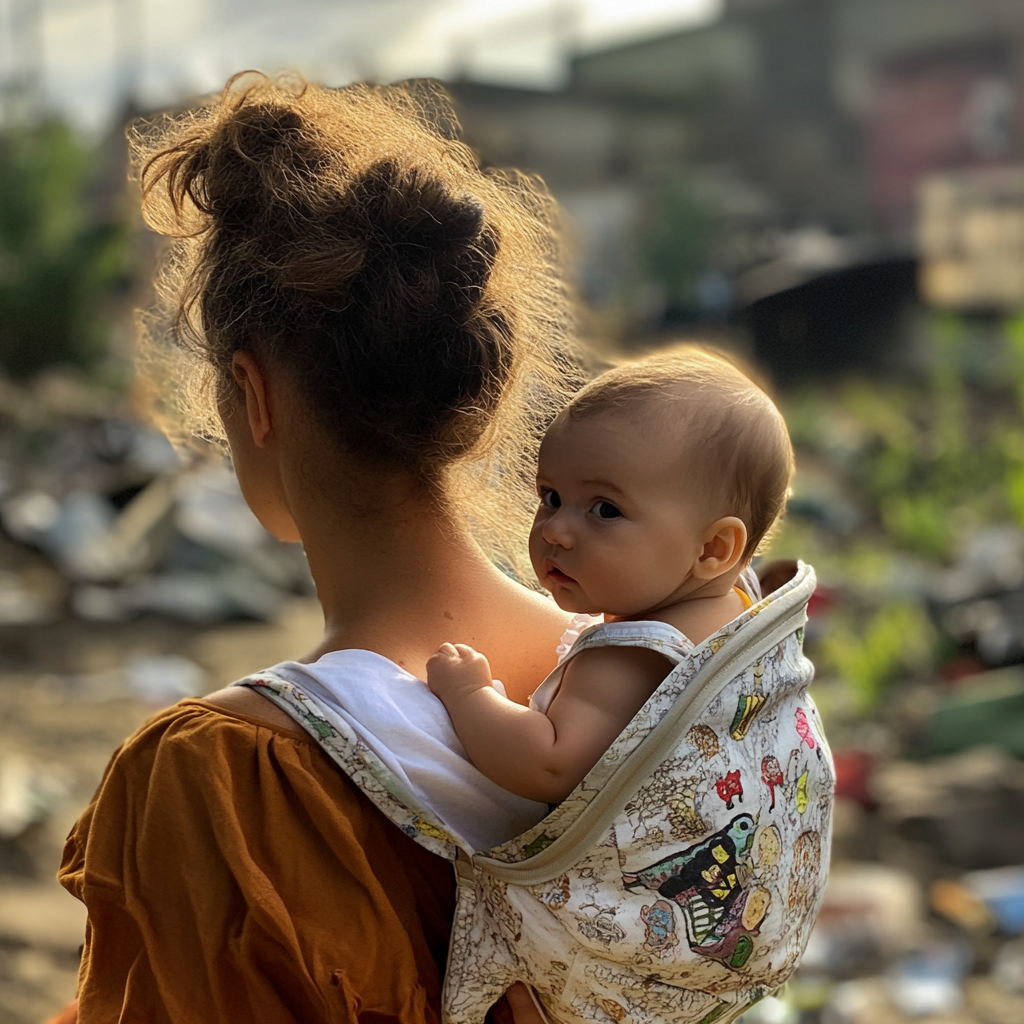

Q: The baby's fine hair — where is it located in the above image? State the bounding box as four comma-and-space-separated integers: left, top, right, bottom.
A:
564, 346, 793, 561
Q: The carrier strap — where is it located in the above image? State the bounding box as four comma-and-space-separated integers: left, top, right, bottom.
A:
473, 561, 815, 886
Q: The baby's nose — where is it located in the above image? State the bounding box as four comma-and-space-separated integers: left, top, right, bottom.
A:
541, 510, 573, 547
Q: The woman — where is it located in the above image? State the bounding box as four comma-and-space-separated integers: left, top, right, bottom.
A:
56, 72, 581, 1023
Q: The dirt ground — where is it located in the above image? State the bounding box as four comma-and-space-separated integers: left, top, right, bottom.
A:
0, 598, 324, 1024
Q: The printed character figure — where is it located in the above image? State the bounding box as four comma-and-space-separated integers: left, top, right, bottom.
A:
760, 756, 784, 811
623, 815, 763, 969
729, 661, 766, 740
715, 770, 743, 810
794, 707, 816, 750
729, 693, 766, 741
795, 769, 809, 814
640, 899, 679, 953
687, 724, 720, 760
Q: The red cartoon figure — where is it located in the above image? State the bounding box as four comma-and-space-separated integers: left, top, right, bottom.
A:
795, 707, 816, 750
715, 770, 743, 810
760, 755, 784, 811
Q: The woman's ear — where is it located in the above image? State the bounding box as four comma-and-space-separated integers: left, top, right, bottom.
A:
692, 516, 747, 581
231, 351, 273, 448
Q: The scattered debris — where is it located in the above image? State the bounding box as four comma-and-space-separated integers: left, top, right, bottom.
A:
886, 942, 969, 1017
0, 406, 312, 626
802, 863, 926, 977
961, 867, 1024, 935
124, 654, 205, 706
930, 526, 1024, 667
0, 757, 67, 841
925, 668, 1024, 758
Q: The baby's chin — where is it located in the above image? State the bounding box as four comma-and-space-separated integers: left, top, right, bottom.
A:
546, 589, 604, 615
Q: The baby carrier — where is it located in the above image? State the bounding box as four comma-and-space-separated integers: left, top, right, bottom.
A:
235, 561, 831, 1024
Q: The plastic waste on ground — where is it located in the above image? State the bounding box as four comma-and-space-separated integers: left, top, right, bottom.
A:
885, 942, 969, 1017
960, 866, 1024, 935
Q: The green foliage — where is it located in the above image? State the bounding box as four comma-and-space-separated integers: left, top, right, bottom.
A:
817, 602, 936, 715
639, 173, 717, 309
786, 314, 1024, 560
777, 313, 1024, 713
0, 119, 128, 377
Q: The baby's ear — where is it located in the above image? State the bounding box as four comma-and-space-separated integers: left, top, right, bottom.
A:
693, 517, 747, 580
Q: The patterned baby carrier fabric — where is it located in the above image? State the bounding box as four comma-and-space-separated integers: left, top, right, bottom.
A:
234, 561, 831, 1024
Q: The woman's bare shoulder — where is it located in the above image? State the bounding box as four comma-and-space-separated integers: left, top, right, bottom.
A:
202, 685, 300, 731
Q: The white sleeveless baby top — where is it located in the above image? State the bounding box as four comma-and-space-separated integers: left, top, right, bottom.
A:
266, 650, 549, 850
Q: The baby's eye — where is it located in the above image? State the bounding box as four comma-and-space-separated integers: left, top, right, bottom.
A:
591, 500, 622, 520
540, 489, 561, 509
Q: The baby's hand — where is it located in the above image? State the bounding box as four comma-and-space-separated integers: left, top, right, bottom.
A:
426, 643, 495, 704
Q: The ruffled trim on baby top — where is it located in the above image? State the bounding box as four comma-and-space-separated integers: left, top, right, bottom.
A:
554, 613, 604, 662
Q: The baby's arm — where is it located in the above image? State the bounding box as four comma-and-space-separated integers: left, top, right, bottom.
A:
427, 642, 669, 804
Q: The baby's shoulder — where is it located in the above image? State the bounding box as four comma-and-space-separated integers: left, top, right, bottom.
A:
560, 642, 673, 701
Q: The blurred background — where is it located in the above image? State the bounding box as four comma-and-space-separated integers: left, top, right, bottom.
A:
3, 0, 1024, 1022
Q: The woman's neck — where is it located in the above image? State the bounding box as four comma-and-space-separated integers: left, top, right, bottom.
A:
292, 486, 568, 697
302, 501, 486, 655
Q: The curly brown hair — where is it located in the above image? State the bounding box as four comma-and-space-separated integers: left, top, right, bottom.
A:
132, 71, 582, 575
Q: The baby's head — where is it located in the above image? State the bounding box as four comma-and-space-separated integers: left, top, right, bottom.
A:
529, 346, 794, 616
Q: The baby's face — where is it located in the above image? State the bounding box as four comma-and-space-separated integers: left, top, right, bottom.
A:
529, 412, 713, 617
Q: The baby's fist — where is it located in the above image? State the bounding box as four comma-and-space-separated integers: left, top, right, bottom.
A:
426, 642, 494, 702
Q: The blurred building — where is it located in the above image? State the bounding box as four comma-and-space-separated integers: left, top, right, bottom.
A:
450, 0, 1024, 373
572, 0, 1024, 234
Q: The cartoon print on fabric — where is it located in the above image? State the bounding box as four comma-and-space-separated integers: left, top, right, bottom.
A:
522, 833, 556, 859
794, 707, 816, 750
687, 724, 720, 760
781, 749, 803, 805
640, 899, 679, 954
715, 770, 743, 810
601, 998, 628, 1021
753, 825, 782, 876
786, 830, 822, 916
760, 756, 784, 811
622, 815, 762, 969
548, 960, 569, 998
575, 962, 734, 1023
729, 661, 766, 740
795, 770, 810, 815
537, 874, 572, 910
577, 909, 626, 947
696, 1006, 734, 1024
624, 758, 708, 844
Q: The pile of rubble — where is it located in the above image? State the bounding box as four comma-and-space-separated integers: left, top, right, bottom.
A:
0, 372, 313, 633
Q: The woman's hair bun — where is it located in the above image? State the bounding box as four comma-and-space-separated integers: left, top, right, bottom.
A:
202, 104, 319, 224
343, 159, 499, 323
135, 73, 580, 574
356, 159, 486, 250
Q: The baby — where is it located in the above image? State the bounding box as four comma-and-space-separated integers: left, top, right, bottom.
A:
427, 346, 793, 805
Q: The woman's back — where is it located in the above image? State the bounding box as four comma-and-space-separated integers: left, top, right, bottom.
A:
61, 699, 458, 1023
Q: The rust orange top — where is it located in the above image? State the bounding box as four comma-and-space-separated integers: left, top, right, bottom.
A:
58, 699, 457, 1024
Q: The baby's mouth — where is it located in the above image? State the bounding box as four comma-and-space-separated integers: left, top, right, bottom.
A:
547, 563, 577, 585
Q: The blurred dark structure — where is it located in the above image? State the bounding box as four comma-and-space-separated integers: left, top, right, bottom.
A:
449, 0, 1024, 377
